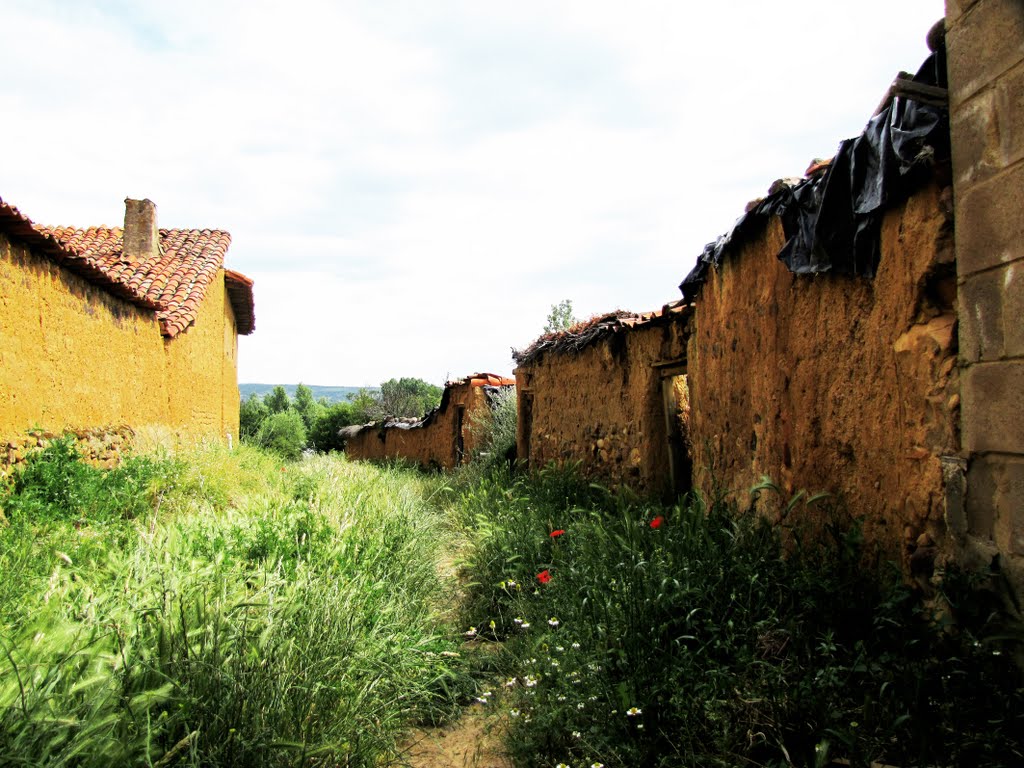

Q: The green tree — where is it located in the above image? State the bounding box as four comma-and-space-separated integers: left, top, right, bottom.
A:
347, 388, 380, 423
378, 377, 443, 419
265, 385, 291, 414
239, 393, 269, 440
308, 401, 357, 452
255, 410, 307, 460
293, 383, 324, 432
543, 299, 578, 334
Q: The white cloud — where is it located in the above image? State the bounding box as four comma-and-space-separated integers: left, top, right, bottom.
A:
1, 0, 946, 384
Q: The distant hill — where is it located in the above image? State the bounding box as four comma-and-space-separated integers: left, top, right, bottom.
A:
239, 384, 368, 404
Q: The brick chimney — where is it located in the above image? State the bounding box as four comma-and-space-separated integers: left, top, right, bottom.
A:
123, 198, 158, 263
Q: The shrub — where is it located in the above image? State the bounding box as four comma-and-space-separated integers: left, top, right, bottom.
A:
471, 386, 517, 466
308, 401, 357, 452
254, 410, 308, 460
239, 392, 269, 439
1, 435, 177, 523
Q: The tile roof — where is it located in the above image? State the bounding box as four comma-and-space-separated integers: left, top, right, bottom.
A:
0, 198, 163, 310
41, 225, 244, 338
0, 196, 254, 337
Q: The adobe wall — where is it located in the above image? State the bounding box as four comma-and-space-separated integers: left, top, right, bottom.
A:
0, 235, 240, 445
515, 317, 689, 498
946, 0, 1024, 588
0, 232, 170, 434
345, 383, 493, 470
687, 181, 958, 562
163, 270, 241, 443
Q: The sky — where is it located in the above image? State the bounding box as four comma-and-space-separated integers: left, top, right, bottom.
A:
1, 0, 945, 387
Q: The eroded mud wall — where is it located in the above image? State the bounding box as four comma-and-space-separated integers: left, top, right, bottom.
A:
345, 383, 493, 469
516, 319, 689, 497
687, 182, 958, 561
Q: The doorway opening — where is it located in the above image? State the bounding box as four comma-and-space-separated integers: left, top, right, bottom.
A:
661, 368, 692, 496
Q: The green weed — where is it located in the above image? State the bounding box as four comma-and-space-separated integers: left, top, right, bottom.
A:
455, 468, 1024, 768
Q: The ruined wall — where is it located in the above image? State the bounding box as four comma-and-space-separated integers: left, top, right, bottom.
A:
516, 317, 689, 498
345, 383, 495, 470
687, 181, 958, 562
0, 235, 240, 444
946, 0, 1024, 588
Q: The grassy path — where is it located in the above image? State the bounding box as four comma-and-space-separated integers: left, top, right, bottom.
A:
3, 442, 1022, 767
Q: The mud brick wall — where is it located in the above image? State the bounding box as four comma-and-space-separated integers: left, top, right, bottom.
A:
686, 181, 959, 564
0, 232, 241, 445
946, 0, 1024, 590
345, 382, 501, 470
515, 316, 689, 498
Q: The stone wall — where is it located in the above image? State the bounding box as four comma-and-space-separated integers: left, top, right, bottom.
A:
686, 180, 958, 564
515, 311, 690, 498
2, 426, 136, 477
0, 233, 241, 445
946, 0, 1024, 589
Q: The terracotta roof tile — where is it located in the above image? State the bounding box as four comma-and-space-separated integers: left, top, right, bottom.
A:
39, 224, 236, 338
1, 195, 254, 338
0, 199, 163, 310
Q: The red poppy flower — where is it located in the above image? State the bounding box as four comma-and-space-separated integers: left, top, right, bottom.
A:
550, 529, 566, 538
536, 570, 552, 583
650, 515, 665, 529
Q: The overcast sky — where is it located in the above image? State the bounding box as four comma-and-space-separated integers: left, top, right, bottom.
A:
1, 0, 945, 386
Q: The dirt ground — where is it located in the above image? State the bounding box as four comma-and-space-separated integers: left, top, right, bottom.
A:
398, 702, 512, 768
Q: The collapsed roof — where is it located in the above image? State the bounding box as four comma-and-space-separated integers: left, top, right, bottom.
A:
513, 301, 689, 368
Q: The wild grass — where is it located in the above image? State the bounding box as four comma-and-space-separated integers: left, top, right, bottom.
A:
454, 466, 1024, 768
4, 436, 1023, 768
0, 441, 472, 767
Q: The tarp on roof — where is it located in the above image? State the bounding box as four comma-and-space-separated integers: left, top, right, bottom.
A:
681, 46, 949, 301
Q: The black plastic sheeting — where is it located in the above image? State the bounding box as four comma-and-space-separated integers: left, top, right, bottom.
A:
680, 48, 949, 302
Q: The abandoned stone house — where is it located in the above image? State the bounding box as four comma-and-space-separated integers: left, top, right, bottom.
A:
515, 4, 1024, 591
0, 196, 255, 452
344, 373, 515, 469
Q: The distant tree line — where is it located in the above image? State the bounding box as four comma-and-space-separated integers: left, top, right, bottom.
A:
240, 378, 443, 459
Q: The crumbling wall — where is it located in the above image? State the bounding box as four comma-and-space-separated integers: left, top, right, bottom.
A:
516, 316, 689, 497
345, 382, 498, 470
687, 180, 958, 563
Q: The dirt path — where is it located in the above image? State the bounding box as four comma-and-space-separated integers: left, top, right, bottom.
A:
399, 702, 512, 768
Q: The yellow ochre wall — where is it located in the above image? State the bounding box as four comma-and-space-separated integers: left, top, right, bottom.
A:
162, 268, 241, 442
0, 232, 241, 444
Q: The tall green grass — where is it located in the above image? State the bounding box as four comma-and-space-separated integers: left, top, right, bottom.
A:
455, 467, 1024, 768
0, 442, 472, 767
